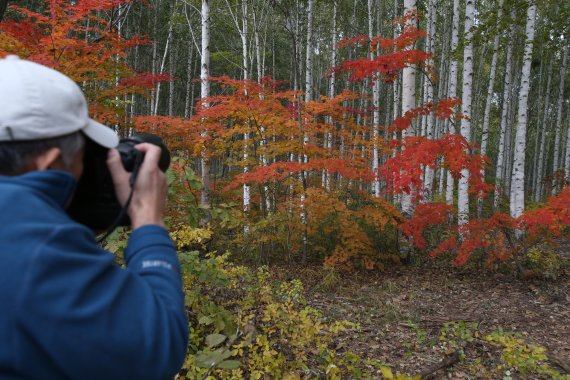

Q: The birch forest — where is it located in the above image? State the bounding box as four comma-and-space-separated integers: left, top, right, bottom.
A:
1, 0, 570, 378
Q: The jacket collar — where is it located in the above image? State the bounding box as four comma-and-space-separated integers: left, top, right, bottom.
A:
0, 170, 76, 208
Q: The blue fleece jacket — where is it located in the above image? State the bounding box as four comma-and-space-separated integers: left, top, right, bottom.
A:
0, 170, 188, 380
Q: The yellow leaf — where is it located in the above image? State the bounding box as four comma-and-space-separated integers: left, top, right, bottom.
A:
380, 366, 394, 379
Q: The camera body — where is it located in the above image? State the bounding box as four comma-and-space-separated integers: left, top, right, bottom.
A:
67, 133, 170, 230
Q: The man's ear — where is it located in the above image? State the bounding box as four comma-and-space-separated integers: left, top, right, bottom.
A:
34, 147, 62, 171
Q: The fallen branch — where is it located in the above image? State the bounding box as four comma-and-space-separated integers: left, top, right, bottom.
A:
417, 351, 461, 379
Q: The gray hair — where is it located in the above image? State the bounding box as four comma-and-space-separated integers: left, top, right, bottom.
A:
0, 131, 85, 175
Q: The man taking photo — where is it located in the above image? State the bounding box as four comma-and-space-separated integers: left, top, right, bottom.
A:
0, 55, 188, 379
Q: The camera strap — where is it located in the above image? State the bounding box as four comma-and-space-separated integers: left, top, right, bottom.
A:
97, 154, 144, 244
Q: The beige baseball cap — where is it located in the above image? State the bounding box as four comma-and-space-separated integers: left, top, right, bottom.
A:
0, 55, 118, 148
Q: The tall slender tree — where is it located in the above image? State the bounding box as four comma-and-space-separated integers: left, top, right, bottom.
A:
446, 0, 460, 206
478, 0, 504, 216
494, 12, 516, 210
200, 0, 211, 211
400, 0, 417, 216
510, 2, 537, 219
458, 0, 475, 228
552, 45, 568, 192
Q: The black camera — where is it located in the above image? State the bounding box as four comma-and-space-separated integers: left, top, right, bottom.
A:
67, 133, 170, 230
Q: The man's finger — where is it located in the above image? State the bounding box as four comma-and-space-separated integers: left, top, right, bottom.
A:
134, 143, 162, 171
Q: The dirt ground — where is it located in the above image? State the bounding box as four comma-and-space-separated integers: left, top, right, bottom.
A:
277, 258, 570, 379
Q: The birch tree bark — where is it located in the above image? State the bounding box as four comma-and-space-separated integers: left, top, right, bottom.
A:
477, 0, 504, 216
446, 0, 461, 206
510, 3, 537, 219
200, 0, 211, 210
400, 0, 417, 216
300, 0, 315, 264
493, 15, 515, 210
168, 0, 176, 117
421, 0, 436, 199
323, 0, 337, 192
552, 45, 568, 193
458, 0, 475, 228
304, 0, 315, 103
369, 0, 381, 197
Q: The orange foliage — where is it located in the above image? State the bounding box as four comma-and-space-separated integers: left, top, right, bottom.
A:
0, 0, 166, 126
304, 188, 401, 271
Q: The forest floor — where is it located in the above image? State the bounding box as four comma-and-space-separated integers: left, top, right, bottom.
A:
271, 251, 570, 379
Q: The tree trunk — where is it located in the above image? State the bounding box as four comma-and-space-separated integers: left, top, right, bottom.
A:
168, 16, 175, 117
400, 0, 417, 216
0, 0, 11, 22
368, 0, 381, 197
531, 53, 546, 202
493, 14, 515, 210
184, 38, 195, 119
154, 24, 172, 116
240, 0, 250, 228
477, 0, 504, 216
422, 0, 436, 200
509, 3, 537, 219
457, 0, 475, 228
552, 45, 568, 193
253, 4, 263, 83
200, 0, 211, 210
445, 0, 461, 206
323, 0, 337, 192
150, 0, 162, 115
534, 62, 553, 201
304, 0, 315, 102
564, 111, 570, 183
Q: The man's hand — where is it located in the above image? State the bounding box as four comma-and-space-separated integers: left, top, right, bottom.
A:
106, 143, 167, 229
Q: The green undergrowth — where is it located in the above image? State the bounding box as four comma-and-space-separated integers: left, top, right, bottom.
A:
175, 249, 568, 379
437, 321, 569, 379
176, 250, 406, 379
105, 227, 568, 379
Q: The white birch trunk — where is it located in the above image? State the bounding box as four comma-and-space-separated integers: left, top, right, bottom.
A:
509, 3, 537, 219
493, 17, 515, 210
477, 0, 503, 216
422, 0, 436, 199
253, 4, 263, 83
241, 0, 250, 224
400, 0, 417, 216
200, 0, 211, 209
304, 0, 314, 103
446, 0, 461, 206
168, 0, 176, 117
368, 0, 381, 197
457, 0, 475, 228
552, 45, 568, 192
323, 0, 337, 192
300, 0, 314, 263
